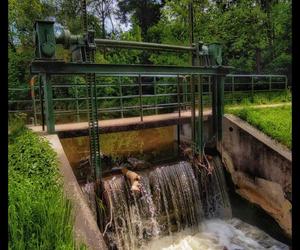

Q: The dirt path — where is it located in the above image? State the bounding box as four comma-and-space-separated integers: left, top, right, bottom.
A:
226, 102, 291, 110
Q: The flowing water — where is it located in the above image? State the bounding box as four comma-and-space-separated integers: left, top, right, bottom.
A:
102, 159, 230, 250
100, 158, 288, 250
60, 126, 289, 249
143, 218, 288, 250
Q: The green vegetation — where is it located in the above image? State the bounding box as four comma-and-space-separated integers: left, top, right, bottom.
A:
8, 116, 83, 249
228, 105, 291, 148
9, 0, 291, 98
224, 89, 291, 107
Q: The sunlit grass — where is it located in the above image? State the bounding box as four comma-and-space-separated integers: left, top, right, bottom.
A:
228, 105, 291, 149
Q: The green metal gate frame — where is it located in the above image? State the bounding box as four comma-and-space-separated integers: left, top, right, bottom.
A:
30, 19, 232, 182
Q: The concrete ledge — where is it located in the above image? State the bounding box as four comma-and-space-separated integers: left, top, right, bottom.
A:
29, 110, 211, 138
45, 135, 107, 250
224, 114, 291, 161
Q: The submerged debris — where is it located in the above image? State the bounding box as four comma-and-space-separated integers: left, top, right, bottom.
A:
121, 168, 142, 194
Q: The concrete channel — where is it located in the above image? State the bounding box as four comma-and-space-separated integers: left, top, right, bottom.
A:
35, 112, 291, 248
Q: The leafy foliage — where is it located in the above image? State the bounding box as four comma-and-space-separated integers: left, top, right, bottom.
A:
8, 0, 291, 120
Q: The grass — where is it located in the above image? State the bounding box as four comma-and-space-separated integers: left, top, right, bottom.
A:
223, 89, 291, 107
227, 105, 291, 149
8, 115, 86, 249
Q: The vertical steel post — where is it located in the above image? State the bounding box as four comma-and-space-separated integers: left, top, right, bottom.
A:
119, 76, 124, 118
269, 76, 272, 91
216, 75, 224, 144
183, 77, 188, 110
75, 79, 80, 122
285, 76, 288, 90
251, 76, 254, 102
212, 76, 218, 143
190, 74, 196, 154
138, 75, 143, 121
189, 0, 196, 156
154, 77, 158, 114
208, 76, 211, 98
194, 42, 203, 158
42, 73, 55, 134
30, 81, 37, 126
232, 75, 234, 104
177, 74, 181, 155
38, 75, 45, 131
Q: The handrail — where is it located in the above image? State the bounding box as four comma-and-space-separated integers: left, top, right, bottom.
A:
8, 74, 289, 125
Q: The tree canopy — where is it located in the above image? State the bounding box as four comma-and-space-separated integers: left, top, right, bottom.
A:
8, 0, 291, 87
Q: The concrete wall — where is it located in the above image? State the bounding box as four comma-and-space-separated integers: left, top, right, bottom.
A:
46, 135, 108, 250
222, 114, 291, 200
221, 114, 292, 238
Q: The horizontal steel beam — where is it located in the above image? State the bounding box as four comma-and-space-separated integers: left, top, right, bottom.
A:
30, 60, 232, 76
95, 39, 194, 52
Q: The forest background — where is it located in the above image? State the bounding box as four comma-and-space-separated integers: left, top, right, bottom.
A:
8, 0, 292, 115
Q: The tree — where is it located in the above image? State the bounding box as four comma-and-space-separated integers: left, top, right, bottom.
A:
117, 0, 165, 42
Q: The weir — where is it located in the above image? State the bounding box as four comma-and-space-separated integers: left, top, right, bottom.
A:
29, 1, 291, 249
100, 159, 231, 250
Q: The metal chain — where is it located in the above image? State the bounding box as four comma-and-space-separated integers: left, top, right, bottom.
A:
81, 0, 101, 182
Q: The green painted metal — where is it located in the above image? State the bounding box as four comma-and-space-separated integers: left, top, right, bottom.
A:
208, 43, 222, 66
212, 76, 218, 142
216, 75, 224, 143
42, 74, 55, 133
34, 21, 56, 59
138, 75, 143, 121
81, 0, 102, 183
9, 74, 288, 125
94, 38, 194, 52
195, 41, 204, 159
30, 61, 232, 75
118, 76, 124, 118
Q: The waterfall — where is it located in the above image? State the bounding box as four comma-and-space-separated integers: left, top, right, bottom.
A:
102, 157, 232, 250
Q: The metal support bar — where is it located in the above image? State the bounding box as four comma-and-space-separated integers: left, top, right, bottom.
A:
119, 76, 124, 118
94, 38, 194, 52
190, 75, 196, 154
154, 77, 158, 114
212, 76, 218, 141
30, 61, 232, 76
138, 75, 143, 122
75, 81, 80, 122
194, 42, 203, 159
30, 80, 37, 125
177, 74, 181, 155
231, 76, 234, 102
216, 75, 224, 144
38, 75, 45, 131
42, 74, 55, 133
251, 76, 254, 101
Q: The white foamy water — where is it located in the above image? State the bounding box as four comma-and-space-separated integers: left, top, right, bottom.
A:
143, 218, 288, 250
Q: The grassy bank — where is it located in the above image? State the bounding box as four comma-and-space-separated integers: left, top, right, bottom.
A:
223, 89, 291, 107
8, 117, 82, 249
227, 105, 291, 149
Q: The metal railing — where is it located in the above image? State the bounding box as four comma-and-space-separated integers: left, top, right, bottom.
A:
8, 74, 288, 125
